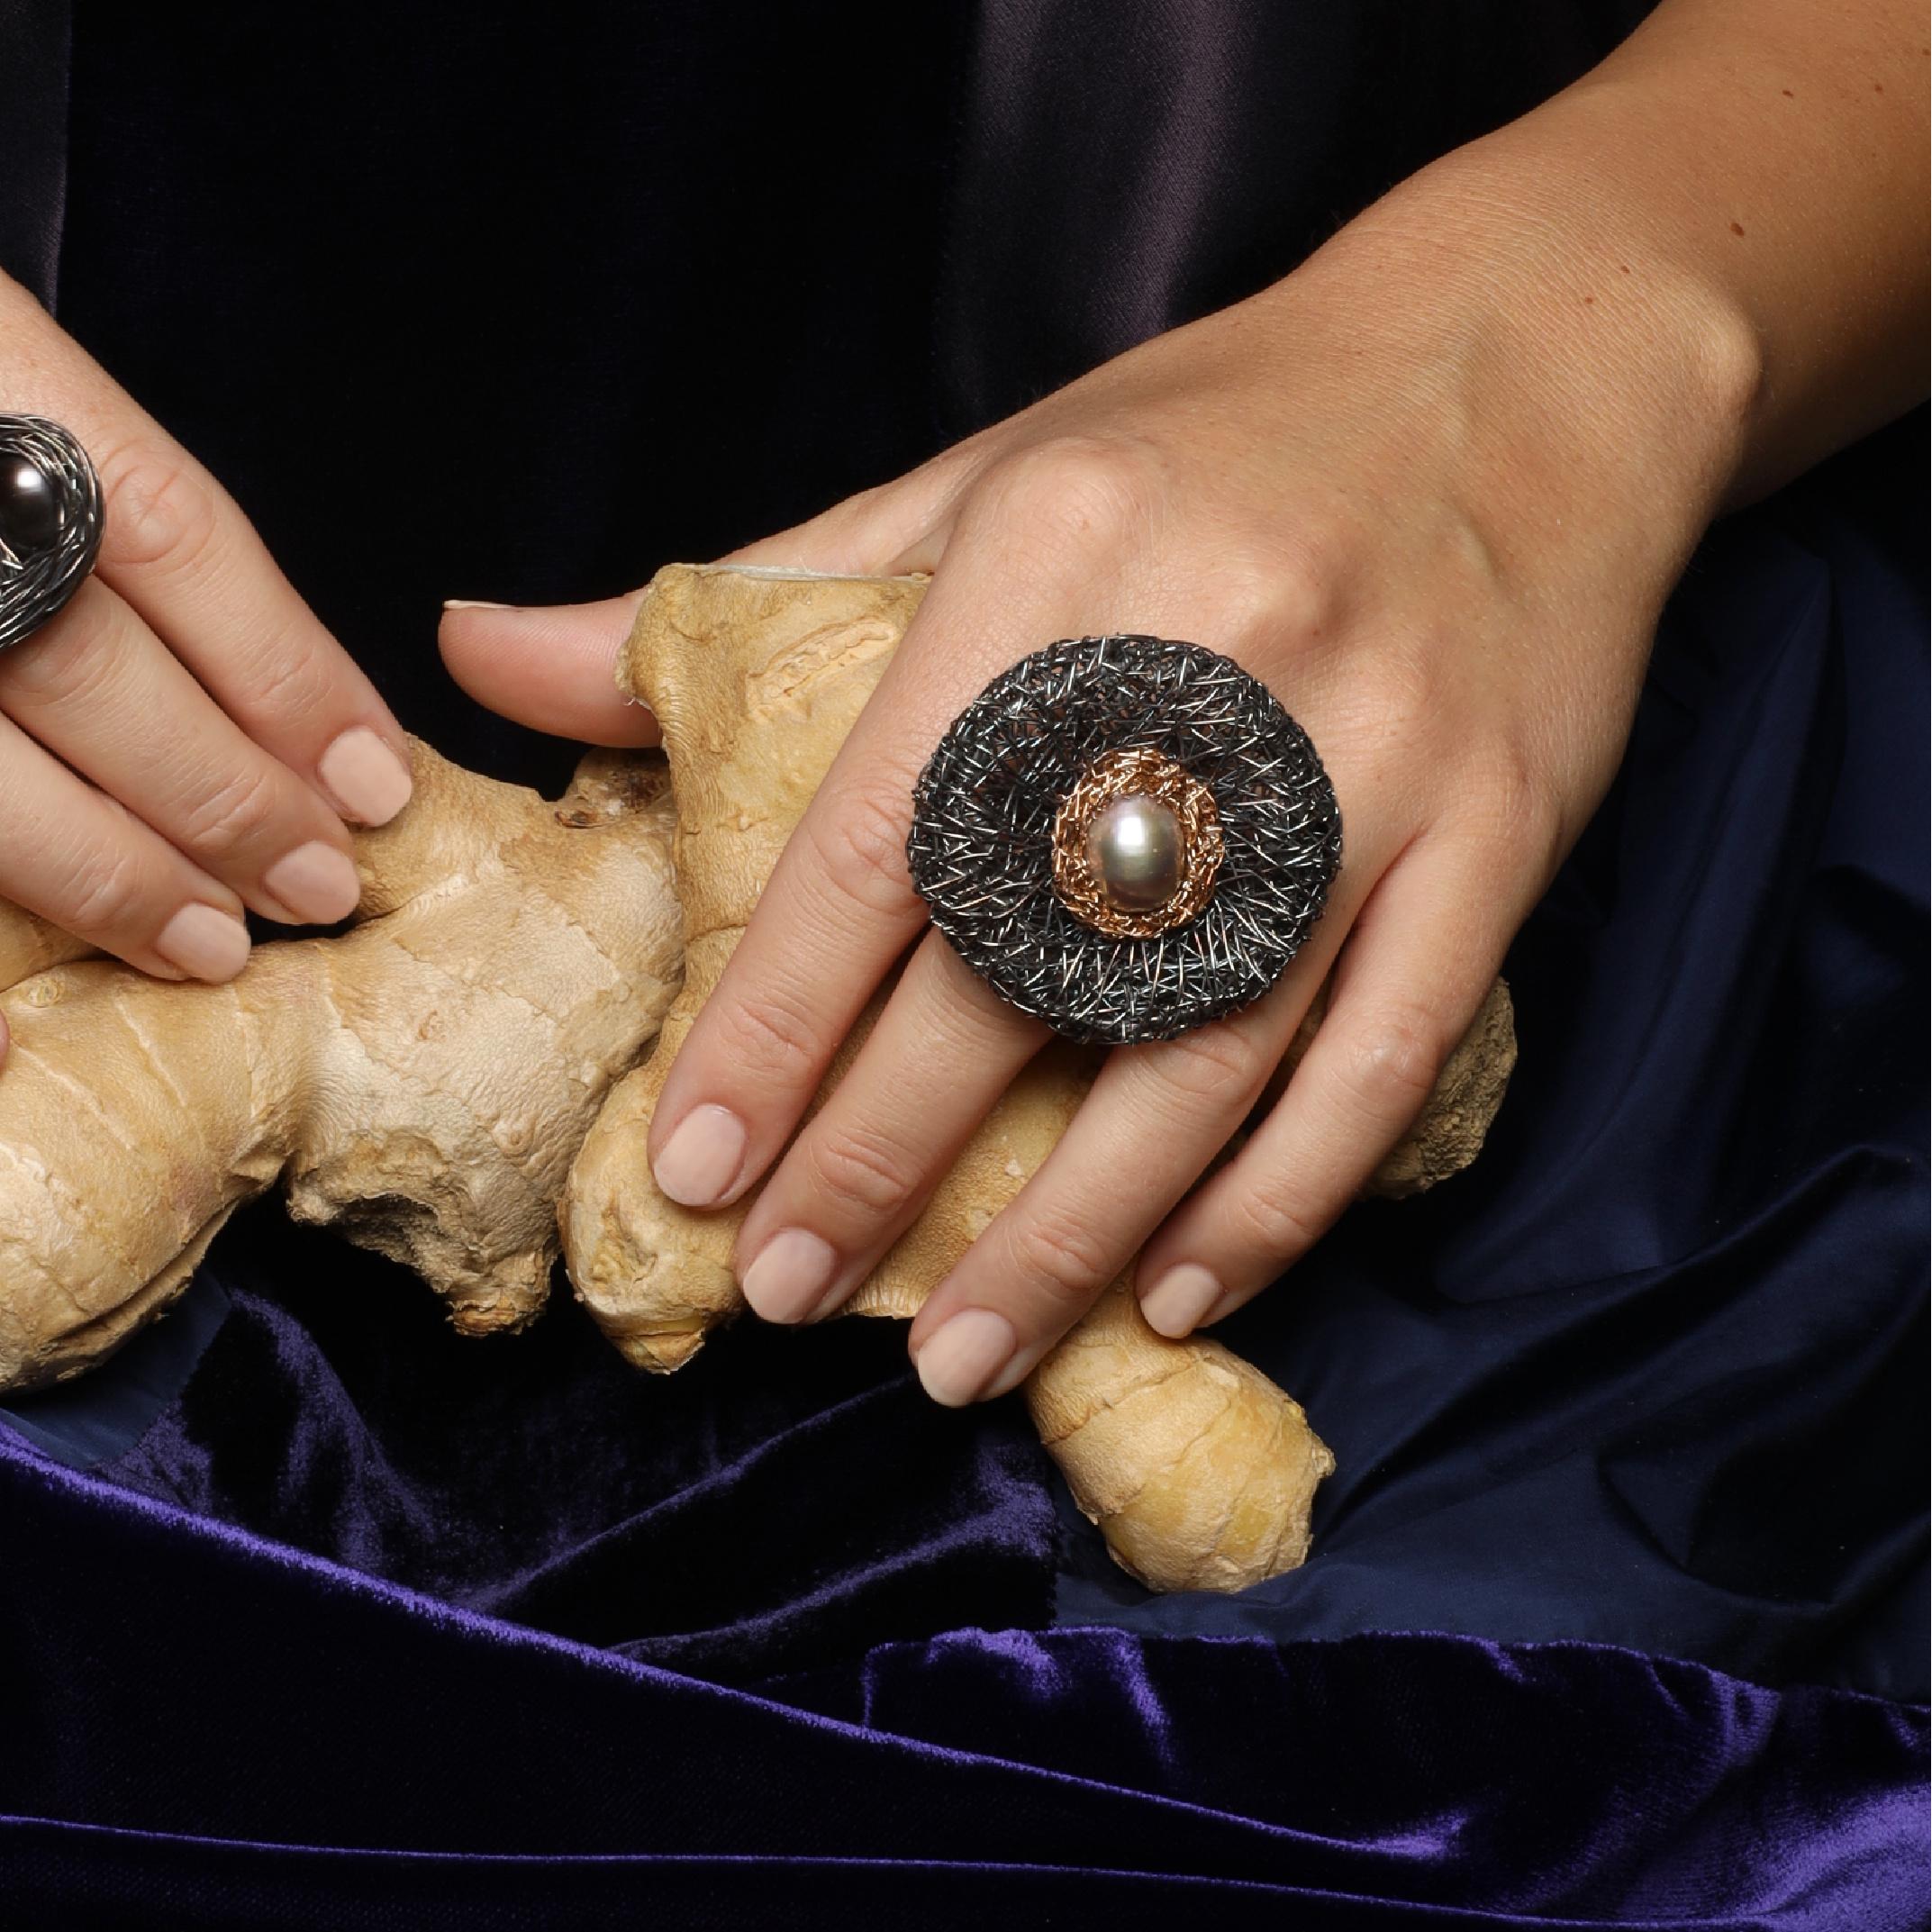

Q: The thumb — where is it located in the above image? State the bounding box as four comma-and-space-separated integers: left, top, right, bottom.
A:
438, 593, 658, 747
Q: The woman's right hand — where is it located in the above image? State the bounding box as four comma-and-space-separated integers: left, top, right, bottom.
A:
0, 272, 413, 1006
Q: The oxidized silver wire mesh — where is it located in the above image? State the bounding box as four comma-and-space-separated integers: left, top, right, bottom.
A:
0, 414, 104, 654
1050, 745, 1223, 939
907, 634, 1342, 1045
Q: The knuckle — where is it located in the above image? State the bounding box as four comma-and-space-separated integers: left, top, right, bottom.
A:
808, 1123, 921, 1219
1006, 1209, 1114, 1309
62, 841, 151, 938
1232, 1176, 1324, 1260
1146, 1020, 1268, 1106
1359, 638, 1440, 738
98, 442, 221, 576
976, 435, 1159, 553
803, 780, 912, 916
0, 594, 121, 705
1247, 526, 1350, 643
712, 984, 823, 1091
176, 761, 285, 863
1474, 747, 1537, 830
1198, 555, 1302, 652
240, 632, 337, 721
1330, 999, 1447, 1125
1465, 746, 1561, 865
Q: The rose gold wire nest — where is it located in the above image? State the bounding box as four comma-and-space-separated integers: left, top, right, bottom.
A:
1051, 746, 1224, 939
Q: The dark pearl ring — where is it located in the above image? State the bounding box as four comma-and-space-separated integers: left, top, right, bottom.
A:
907, 634, 1343, 1047
0, 414, 104, 654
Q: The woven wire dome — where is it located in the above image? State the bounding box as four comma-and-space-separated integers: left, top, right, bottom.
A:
907, 634, 1342, 1045
0, 414, 104, 655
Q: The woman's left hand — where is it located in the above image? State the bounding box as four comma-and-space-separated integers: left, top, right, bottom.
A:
446, 145, 1755, 1406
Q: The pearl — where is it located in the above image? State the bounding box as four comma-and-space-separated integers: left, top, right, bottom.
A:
1085, 793, 1184, 912
0, 455, 60, 556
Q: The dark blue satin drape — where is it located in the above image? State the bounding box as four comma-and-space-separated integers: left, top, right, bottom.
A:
0, 2, 1924, 1922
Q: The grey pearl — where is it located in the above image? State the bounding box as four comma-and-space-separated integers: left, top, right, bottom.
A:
1084, 794, 1183, 912
0, 456, 60, 554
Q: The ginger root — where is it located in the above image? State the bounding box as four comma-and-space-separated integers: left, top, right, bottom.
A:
565, 565, 1516, 1592
0, 743, 681, 1391
0, 565, 1513, 1595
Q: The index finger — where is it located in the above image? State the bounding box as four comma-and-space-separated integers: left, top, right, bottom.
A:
645, 543, 1093, 1211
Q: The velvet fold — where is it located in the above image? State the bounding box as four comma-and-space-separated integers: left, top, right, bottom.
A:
2, 1424, 1924, 1926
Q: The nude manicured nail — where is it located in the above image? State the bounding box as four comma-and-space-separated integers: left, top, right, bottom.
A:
441, 598, 513, 611
154, 903, 251, 982
914, 1309, 1018, 1408
653, 1103, 748, 1207
1138, 1264, 1225, 1338
319, 727, 413, 826
741, 1228, 838, 1325
261, 840, 361, 924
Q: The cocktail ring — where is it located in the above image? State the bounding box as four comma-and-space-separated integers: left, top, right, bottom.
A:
906, 634, 1342, 1046
0, 414, 104, 654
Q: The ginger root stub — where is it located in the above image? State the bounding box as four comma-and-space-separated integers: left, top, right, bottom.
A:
564, 564, 1516, 1593
0, 743, 682, 1391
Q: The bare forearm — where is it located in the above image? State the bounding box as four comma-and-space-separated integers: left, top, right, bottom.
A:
1338, 0, 1927, 513
1573, 0, 1924, 498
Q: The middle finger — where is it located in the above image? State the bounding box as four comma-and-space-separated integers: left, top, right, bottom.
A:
731, 930, 1051, 1324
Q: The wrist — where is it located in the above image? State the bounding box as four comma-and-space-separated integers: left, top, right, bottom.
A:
1281, 119, 1763, 576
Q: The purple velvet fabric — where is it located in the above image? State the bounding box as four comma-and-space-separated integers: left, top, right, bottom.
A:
2, 1416, 1925, 1926
0, 1, 1925, 1922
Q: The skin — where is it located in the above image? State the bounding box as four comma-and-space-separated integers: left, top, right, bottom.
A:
444, 0, 1927, 1403
9, 6, 1916, 1398
0, 277, 414, 1064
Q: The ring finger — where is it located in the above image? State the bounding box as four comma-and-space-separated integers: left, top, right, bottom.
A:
898, 894, 1362, 1407
0, 578, 363, 927
1135, 836, 1532, 1333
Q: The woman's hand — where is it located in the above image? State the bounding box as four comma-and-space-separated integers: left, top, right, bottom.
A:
679, 205, 1754, 1401
443, 0, 1921, 1400
449, 165, 1754, 1401
0, 274, 413, 1000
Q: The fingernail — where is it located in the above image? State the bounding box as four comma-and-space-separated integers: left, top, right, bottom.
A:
1138, 1264, 1224, 1338
914, 1309, 1018, 1408
741, 1228, 838, 1325
441, 598, 513, 611
319, 727, 414, 826
261, 840, 361, 924
154, 903, 251, 982
652, 1103, 748, 1207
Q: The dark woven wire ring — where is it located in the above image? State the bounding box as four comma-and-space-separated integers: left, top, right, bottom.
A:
0, 414, 105, 654
907, 634, 1343, 1046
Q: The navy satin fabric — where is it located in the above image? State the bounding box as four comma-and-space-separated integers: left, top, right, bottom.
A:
0, 2, 1926, 1922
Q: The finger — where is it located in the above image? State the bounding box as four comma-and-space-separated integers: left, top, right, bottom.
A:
2, 288, 413, 825
0, 580, 362, 925
1135, 839, 1526, 1336
0, 709, 250, 981
646, 526, 1114, 1211
720, 441, 984, 574
437, 593, 660, 746
901, 881, 1365, 1407
93, 444, 415, 824
730, 932, 1048, 1324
